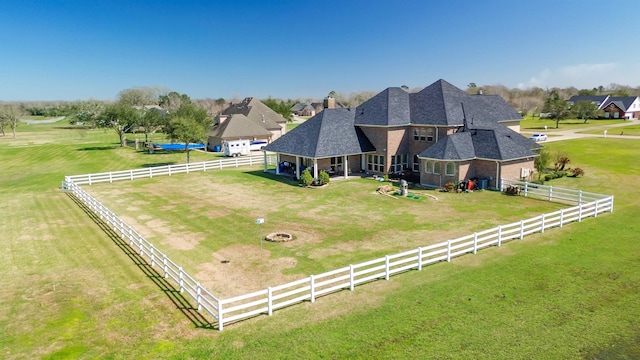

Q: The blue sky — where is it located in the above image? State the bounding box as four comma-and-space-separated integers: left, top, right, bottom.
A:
1, 0, 639, 101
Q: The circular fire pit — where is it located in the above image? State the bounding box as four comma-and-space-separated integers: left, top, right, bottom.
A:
265, 232, 293, 242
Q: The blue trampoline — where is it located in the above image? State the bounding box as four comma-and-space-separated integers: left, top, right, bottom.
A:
154, 143, 205, 151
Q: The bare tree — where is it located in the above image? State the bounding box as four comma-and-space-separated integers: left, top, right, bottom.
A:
0, 104, 25, 138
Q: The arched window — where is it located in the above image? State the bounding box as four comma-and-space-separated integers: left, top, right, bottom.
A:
446, 162, 455, 176
425, 161, 433, 173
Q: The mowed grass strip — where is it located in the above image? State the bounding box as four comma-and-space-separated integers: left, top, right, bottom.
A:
2, 125, 639, 359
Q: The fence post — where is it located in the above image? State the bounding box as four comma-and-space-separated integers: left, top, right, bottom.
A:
548, 186, 553, 201
203, 161, 207, 172
186, 162, 190, 174
149, 167, 153, 178
310, 275, 315, 302
169, 165, 172, 176
163, 255, 168, 278
541, 214, 545, 233
473, 233, 478, 254
109, 172, 113, 183
89, 174, 92, 186
578, 190, 583, 204
578, 202, 583, 222
150, 247, 155, 267
218, 298, 224, 331
417, 247, 423, 270
179, 267, 184, 293
130, 169, 133, 181
610, 196, 614, 213
497, 225, 502, 247
267, 287, 273, 316
446, 240, 451, 262
559, 209, 564, 228
349, 265, 355, 291
594, 200, 599, 218
197, 283, 202, 311
524, 182, 528, 197
519, 220, 524, 239
385, 256, 390, 280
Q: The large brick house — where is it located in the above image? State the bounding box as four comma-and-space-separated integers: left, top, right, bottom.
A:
263, 79, 540, 189
207, 97, 288, 151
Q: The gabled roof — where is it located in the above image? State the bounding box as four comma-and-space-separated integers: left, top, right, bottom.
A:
209, 114, 273, 139
263, 108, 375, 158
419, 122, 539, 162
601, 97, 638, 111
355, 87, 411, 127
223, 97, 287, 129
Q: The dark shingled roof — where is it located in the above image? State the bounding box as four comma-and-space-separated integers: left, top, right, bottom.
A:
601, 97, 638, 111
568, 95, 609, 105
263, 108, 375, 158
355, 87, 411, 127
419, 122, 539, 161
354, 79, 521, 128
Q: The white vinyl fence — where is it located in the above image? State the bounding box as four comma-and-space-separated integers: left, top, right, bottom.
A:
63, 161, 614, 331
64, 154, 276, 186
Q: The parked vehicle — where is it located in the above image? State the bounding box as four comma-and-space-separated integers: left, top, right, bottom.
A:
529, 133, 548, 142
249, 140, 268, 151
223, 140, 251, 157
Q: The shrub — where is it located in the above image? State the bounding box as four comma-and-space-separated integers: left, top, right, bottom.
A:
570, 167, 585, 177
544, 174, 553, 181
531, 179, 545, 185
318, 170, 330, 186
444, 182, 456, 193
299, 168, 313, 187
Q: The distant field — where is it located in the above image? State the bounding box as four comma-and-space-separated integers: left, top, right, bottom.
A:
1, 123, 639, 359
579, 124, 640, 136
520, 116, 625, 131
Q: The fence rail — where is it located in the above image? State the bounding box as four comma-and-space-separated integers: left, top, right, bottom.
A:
63, 159, 614, 330
64, 154, 276, 186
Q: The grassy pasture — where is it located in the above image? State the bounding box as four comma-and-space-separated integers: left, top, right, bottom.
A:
520, 116, 626, 131
1, 122, 639, 359
85, 170, 564, 297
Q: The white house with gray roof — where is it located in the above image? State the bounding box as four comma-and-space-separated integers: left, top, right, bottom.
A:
264, 79, 540, 189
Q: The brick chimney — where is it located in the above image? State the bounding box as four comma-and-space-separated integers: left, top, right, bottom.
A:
323, 96, 336, 109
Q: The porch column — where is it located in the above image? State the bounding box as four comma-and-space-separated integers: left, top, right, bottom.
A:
274, 153, 280, 174
343, 155, 348, 178
263, 151, 269, 172
296, 156, 301, 179
361, 155, 366, 173
313, 158, 318, 180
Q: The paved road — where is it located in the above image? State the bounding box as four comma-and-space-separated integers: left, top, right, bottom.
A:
522, 118, 640, 142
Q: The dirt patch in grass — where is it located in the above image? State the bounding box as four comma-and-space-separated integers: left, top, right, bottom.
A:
196, 244, 299, 297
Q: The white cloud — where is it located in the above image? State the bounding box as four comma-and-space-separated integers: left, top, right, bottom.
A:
517, 62, 640, 89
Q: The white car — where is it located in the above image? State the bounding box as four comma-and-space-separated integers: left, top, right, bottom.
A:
529, 133, 548, 142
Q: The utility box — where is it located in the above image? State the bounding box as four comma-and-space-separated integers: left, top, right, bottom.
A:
223, 140, 251, 157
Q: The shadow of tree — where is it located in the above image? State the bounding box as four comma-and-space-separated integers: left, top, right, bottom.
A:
66, 193, 217, 330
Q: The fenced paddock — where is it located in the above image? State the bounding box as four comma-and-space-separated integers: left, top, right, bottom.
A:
63, 159, 614, 331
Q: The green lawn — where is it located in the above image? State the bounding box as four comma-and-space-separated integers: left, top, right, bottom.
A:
520, 115, 626, 132
1, 124, 639, 359
579, 124, 640, 136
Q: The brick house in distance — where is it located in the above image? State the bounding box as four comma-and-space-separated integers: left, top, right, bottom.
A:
264, 79, 540, 189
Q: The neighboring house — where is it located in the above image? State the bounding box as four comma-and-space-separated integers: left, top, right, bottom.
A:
207, 97, 287, 151
568, 95, 640, 119
290, 103, 316, 117
264, 79, 540, 190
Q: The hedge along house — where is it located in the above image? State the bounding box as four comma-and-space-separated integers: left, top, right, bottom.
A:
263, 79, 539, 188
